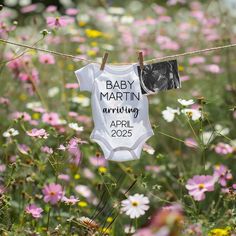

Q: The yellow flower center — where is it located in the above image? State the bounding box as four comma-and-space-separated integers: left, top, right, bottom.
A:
187, 111, 193, 117
50, 191, 55, 196
132, 201, 139, 207
198, 183, 205, 190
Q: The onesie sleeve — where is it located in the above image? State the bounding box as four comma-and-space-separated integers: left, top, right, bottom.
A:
74, 63, 95, 92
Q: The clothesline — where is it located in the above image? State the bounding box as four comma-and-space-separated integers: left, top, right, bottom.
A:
0, 38, 236, 65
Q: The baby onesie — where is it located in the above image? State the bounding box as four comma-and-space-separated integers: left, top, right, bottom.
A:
75, 63, 154, 162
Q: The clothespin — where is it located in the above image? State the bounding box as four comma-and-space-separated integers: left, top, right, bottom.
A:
138, 51, 144, 70
100, 52, 109, 70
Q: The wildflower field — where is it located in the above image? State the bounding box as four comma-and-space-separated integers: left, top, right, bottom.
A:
0, 0, 236, 235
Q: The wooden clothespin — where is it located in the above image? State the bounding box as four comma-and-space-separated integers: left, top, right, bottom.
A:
138, 51, 144, 70
100, 52, 109, 70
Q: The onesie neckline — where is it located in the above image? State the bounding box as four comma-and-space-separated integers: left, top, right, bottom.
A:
93, 63, 137, 75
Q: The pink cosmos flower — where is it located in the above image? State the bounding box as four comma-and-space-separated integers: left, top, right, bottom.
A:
18, 144, 30, 155
11, 112, 31, 121
58, 174, 70, 181
83, 168, 95, 179
26, 128, 49, 139
0, 97, 10, 105
0, 164, 6, 172
145, 165, 160, 173
214, 142, 233, 155
184, 138, 198, 148
75, 185, 92, 198
62, 195, 79, 205
153, 5, 167, 15
167, 0, 186, 5
77, 115, 92, 124
89, 156, 107, 167
41, 146, 53, 154
42, 112, 60, 126
0, 22, 16, 38
65, 8, 79, 16
158, 15, 172, 22
156, 35, 180, 51
25, 204, 43, 218
46, 16, 74, 28
134, 228, 154, 236
214, 165, 233, 187
42, 183, 63, 205
191, 11, 204, 21
39, 54, 55, 64
46, 5, 57, 13
21, 4, 38, 13
204, 64, 221, 74
186, 175, 216, 201
67, 138, 82, 166
18, 69, 39, 84
189, 56, 205, 65
181, 75, 190, 81
65, 83, 79, 89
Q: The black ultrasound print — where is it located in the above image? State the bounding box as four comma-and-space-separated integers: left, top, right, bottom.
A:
137, 60, 181, 95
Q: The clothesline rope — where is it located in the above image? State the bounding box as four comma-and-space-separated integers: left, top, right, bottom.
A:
0, 38, 236, 65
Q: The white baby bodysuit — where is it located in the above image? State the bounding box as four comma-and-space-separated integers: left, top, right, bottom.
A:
75, 63, 154, 162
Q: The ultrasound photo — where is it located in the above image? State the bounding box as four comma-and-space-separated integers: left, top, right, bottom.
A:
137, 60, 181, 95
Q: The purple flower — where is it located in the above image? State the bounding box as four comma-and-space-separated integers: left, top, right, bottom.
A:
186, 175, 216, 201
25, 204, 43, 218
213, 164, 233, 187
42, 183, 63, 205
26, 128, 49, 139
39, 54, 55, 64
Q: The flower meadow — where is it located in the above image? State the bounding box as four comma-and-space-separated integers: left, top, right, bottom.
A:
0, 0, 236, 235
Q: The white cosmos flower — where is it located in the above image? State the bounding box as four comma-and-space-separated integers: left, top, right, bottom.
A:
177, 99, 194, 106
182, 108, 201, 121
162, 107, 179, 122
71, 96, 90, 107
214, 124, 230, 136
48, 87, 59, 97
124, 225, 135, 234
26, 101, 42, 110
230, 139, 236, 148
3, 128, 19, 137
143, 144, 155, 155
201, 131, 216, 145
68, 123, 84, 132
121, 193, 149, 219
